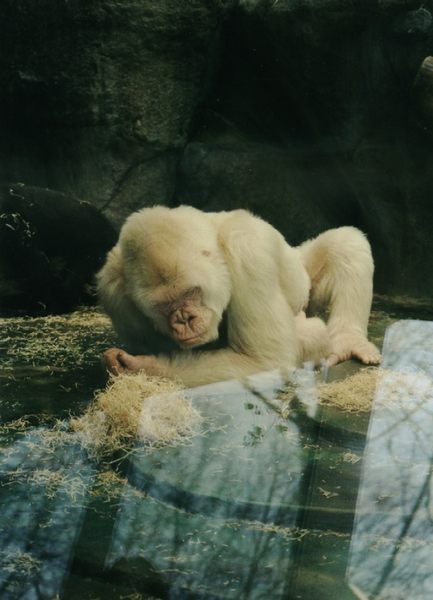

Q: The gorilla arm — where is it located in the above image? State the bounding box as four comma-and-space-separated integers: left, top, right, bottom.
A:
103, 309, 330, 383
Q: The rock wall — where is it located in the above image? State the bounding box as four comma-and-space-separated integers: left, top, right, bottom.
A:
1, 0, 433, 295
0, 0, 230, 224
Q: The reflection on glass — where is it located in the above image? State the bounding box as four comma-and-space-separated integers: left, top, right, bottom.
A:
106, 374, 304, 598
8, 319, 433, 597
0, 430, 94, 599
104, 366, 364, 599
348, 320, 433, 600
2, 364, 332, 598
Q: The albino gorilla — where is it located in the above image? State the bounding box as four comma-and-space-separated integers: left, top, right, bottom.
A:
98, 206, 380, 387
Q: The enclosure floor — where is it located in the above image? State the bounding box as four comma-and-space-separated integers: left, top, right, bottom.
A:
1, 296, 432, 600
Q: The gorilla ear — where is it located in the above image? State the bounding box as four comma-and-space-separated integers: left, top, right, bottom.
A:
97, 245, 162, 354
97, 245, 127, 311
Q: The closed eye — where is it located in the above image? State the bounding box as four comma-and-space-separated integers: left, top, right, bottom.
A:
153, 301, 173, 315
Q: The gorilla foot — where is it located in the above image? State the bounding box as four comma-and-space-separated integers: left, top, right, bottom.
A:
327, 332, 381, 367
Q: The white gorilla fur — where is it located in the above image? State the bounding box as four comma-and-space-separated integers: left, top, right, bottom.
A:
97, 205, 380, 387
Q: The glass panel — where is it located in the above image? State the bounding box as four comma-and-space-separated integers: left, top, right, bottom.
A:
1, 306, 433, 598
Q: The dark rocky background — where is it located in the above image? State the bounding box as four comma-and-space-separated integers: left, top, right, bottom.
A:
1, 0, 433, 308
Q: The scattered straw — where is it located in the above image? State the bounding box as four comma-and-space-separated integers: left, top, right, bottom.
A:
0, 416, 32, 435
29, 468, 88, 501
1, 373, 203, 502
0, 307, 114, 371
71, 372, 202, 459
279, 367, 380, 414
316, 367, 380, 412
0, 551, 42, 576
342, 452, 361, 464
374, 368, 433, 410
90, 470, 130, 499
2, 468, 85, 503
280, 366, 433, 414
317, 367, 433, 413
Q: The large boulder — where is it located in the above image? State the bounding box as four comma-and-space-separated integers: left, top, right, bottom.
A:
0, 183, 117, 314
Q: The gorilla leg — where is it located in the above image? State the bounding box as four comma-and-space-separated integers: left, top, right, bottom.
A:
298, 226, 381, 366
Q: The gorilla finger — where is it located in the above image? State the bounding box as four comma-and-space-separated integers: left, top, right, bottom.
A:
326, 353, 340, 367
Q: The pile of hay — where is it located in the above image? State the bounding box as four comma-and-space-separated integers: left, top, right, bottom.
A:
71, 372, 202, 459
281, 366, 433, 414
316, 368, 380, 412
279, 367, 380, 414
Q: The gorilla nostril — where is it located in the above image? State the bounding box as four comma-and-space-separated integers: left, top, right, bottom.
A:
180, 311, 196, 325
171, 309, 186, 325
170, 309, 197, 334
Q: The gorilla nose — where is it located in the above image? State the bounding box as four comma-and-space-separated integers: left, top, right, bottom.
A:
170, 309, 196, 332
